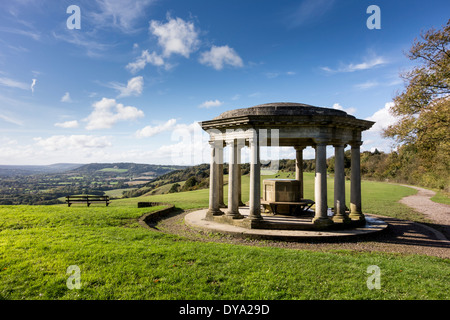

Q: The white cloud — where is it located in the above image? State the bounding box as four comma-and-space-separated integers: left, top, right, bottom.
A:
329, 102, 400, 154
199, 45, 244, 70
109, 76, 144, 98
198, 99, 223, 109
34, 135, 112, 152
126, 50, 165, 73
85, 97, 144, 130
54, 120, 79, 128
366, 102, 399, 132
135, 118, 177, 138
149, 15, 200, 58
61, 92, 73, 102
332, 103, 356, 115
0, 77, 30, 90
321, 55, 387, 73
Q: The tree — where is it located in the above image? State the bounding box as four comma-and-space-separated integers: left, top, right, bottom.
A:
168, 183, 180, 193
384, 19, 450, 189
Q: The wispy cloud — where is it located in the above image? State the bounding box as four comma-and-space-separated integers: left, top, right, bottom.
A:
135, 118, 177, 138
321, 55, 387, 73
52, 31, 112, 58
0, 76, 30, 90
34, 135, 112, 152
198, 99, 224, 109
61, 92, 73, 103
199, 45, 243, 70
108, 76, 144, 98
0, 26, 41, 41
91, 0, 154, 32
55, 120, 79, 128
0, 114, 24, 126
126, 50, 165, 73
264, 71, 296, 79
354, 81, 380, 90
285, 0, 335, 28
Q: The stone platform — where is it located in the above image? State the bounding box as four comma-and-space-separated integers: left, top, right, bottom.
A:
185, 207, 388, 240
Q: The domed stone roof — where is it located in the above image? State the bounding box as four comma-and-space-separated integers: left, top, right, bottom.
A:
214, 102, 352, 120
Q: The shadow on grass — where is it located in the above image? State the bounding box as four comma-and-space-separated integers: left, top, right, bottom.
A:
148, 208, 450, 257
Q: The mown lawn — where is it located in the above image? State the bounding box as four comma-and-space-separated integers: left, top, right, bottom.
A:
0, 175, 448, 300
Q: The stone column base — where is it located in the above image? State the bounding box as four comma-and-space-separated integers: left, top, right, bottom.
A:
312, 216, 334, 229
349, 212, 366, 222
205, 209, 224, 220
225, 211, 244, 219
332, 214, 351, 224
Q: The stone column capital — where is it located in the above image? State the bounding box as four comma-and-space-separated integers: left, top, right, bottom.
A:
225, 138, 235, 146
294, 145, 306, 151
332, 141, 346, 148
350, 141, 363, 148
209, 140, 223, 148
313, 138, 328, 146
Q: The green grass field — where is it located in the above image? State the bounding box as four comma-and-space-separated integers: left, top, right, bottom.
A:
98, 168, 128, 173
0, 173, 448, 300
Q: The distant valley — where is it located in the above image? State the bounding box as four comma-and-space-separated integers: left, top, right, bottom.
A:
0, 163, 187, 205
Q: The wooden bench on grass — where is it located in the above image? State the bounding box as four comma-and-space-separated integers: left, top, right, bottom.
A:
66, 195, 110, 207
261, 199, 315, 216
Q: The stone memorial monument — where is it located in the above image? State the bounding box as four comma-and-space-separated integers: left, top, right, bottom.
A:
199, 102, 375, 230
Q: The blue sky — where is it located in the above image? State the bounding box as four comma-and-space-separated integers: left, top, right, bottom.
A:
0, 0, 449, 165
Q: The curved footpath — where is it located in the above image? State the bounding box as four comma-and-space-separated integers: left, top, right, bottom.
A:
152, 185, 450, 259
399, 185, 450, 240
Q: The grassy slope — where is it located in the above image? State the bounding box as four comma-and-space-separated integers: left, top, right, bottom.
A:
431, 191, 450, 205
0, 174, 448, 300
129, 172, 424, 222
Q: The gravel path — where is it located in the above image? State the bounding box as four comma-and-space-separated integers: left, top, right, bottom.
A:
399, 185, 450, 238
152, 185, 450, 259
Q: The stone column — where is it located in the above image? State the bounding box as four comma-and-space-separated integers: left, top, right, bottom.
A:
333, 144, 350, 223
218, 143, 226, 208
295, 146, 304, 199
226, 139, 243, 219
236, 141, 245, 206
312, 142, 333, 228
206, 141, 223, 218
248, 133, 262, 220
349, 142, 365, 222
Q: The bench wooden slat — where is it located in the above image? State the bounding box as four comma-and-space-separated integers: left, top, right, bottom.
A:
66, 195, 110, 207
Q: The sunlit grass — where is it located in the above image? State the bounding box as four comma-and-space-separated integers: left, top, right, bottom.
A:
0, 176, 447, 300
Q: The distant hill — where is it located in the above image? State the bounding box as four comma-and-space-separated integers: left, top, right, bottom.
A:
0, 162, 189, 205
70, 163, 187, 177
122, 159, 318, 198
0, 163, 83, 176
